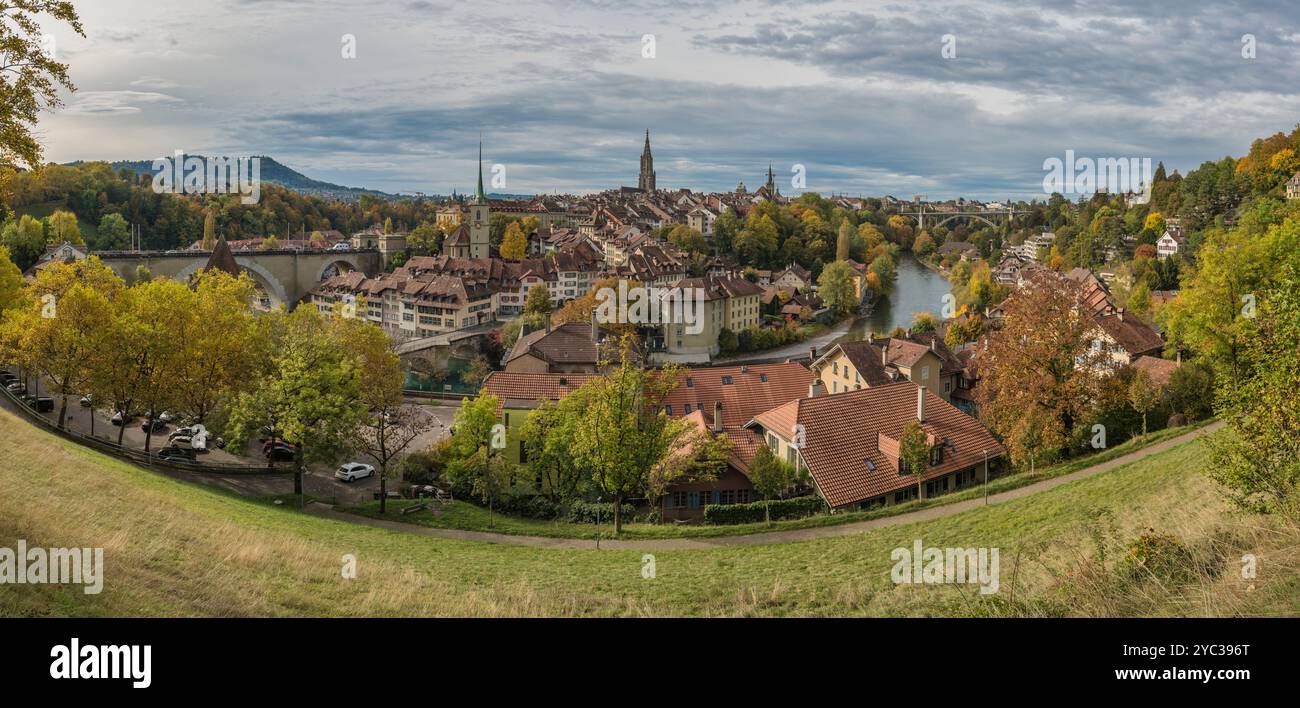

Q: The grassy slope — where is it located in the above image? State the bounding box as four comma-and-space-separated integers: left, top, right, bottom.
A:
0, 409, 1293, 617
344, 421, 1215, 540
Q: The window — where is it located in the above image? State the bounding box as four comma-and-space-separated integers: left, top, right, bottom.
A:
833, 362, 839, 375
664, 405, 673, 415
737, 489, 750, 504
684, 403, 692, 414
699, 491, 713, 506
670, 492, 687, 508
721, 376, 733, 385
686, 377, 694, 388
717, 490, 736, 505
787, 447, 796, 466
944, 380, 951, 393
894, 487, 917, 504
930, 446, 944, 465
920, 366, 930, 382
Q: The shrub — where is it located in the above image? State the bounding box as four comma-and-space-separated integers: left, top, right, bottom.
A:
565, 500, 638, 525
702, 495, 827, 524
1120, 528, 1194, 583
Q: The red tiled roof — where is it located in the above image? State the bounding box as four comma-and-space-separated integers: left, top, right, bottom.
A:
482, 372, 600, 411
750, 381, 1004, 508
1132, 355, 1179, 387
660, 362, 814, 429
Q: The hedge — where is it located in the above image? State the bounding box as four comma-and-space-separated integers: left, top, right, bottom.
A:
702, 495, 827, 524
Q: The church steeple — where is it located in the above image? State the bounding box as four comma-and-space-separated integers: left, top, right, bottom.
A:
473, 138, 487, 205
638, 129, 656, 192
765, 163, 777, 197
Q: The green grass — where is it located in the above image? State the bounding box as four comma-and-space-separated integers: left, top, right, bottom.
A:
0, 408, 1291, 617
342, 420, 1218, 540
15, 200, 99, 244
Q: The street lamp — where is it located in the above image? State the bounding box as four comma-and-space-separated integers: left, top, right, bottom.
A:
982, 449, 989, 505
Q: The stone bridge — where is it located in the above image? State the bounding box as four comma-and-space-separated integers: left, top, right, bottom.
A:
95, 248, 382, 307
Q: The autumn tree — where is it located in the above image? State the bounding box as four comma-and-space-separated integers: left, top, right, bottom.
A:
522, 283, 550, 325
0, 1, 84, 170
1127, 368, 1160, 439
500, 221, 528, 260
172, 270, 258, 423
341, 318, 436, 513
975, 274, 1110, 454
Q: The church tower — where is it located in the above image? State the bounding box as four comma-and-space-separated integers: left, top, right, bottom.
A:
638, 129, 656, 192
764, 163, 778, 198
469, 139, 491, 259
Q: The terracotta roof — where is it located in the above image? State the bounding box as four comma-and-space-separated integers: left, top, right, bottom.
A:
749, 381, 1004, 508
1092, 310, 1163, 356
505, 322, 601, 367
1132, 355, 1179, 387
482, 372, 600, 411
660, 362, 815, 430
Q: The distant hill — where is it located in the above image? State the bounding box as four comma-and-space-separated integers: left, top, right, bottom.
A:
69, 156, 403, 201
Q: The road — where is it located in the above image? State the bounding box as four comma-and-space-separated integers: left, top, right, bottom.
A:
304, 421, 1225, 550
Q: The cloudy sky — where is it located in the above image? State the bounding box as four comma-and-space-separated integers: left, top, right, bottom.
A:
35, 0, 1300, 199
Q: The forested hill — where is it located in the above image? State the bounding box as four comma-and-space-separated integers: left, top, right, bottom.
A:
66, 156, 397, 201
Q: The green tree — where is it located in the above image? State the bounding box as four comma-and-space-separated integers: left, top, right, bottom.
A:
912, 231, 936, 258
816, 260, 858, 314
0, 1, 84, 169
46, 210, 82, 245
570, 336, 695, 534
520, 395, 589, 503
898, 419, 930, 500
1166, 360, 1214, 421
227, 307, 364, 495
1127, 369, 1160, 439
747, 444, 796, 526
910, 311, 938, 333
96, 213, 130, 250
0, 246, 25, 314
340, 318, 436, 513
2, 214, 45, 269
1206, 262, 1300, 515
522, 283, 551, 325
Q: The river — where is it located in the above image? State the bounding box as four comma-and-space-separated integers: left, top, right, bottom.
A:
834, 252, 956, 345
715, 252, 955, 364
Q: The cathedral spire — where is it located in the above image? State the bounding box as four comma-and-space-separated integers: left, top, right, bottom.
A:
638, 129, 656, 192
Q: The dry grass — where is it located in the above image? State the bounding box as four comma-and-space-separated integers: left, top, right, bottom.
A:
0, 409, 1294, 617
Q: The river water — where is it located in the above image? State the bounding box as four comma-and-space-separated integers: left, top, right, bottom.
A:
834, 252, 955, 345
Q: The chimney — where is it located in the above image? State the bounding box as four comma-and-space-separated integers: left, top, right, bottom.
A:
590, 309, 598, 342
1116, 308, 1125, 323
1176, 350, 1182, 365
809, 379, 824, 398
917, 386, 926, 423
882, 345, 888, 366
930, 338, 936, 352
713, 401, 723, 433
809, 346, 817, 363
740, 365, 748, 374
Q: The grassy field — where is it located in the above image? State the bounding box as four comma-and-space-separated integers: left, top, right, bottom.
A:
343, 420, 1216, 540
15, 200, 100, 244
0, 408, 1294, 617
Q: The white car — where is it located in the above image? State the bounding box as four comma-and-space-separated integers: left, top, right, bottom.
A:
170, 424, 206, 440
334, 462, 375, 482
331, 242, 351, 251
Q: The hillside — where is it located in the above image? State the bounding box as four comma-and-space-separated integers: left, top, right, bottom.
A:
0, 408, 1293, 617
67, 156, 399, 201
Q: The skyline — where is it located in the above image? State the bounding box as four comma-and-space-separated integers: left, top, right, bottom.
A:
33, 0, 1300, 199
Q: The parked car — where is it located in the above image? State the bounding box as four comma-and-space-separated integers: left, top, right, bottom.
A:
6, 382, 26, 394
334, 462, 376, 482
34, 397, 54, 412
140, 418, 168, 433
111, 410, 129, 426
331, 242, 351, 251
157, 446, 197, 462
264, 441, 298, 462
0, 372, 17, 384
170, 424, 207, 440
79, 394, 93, 407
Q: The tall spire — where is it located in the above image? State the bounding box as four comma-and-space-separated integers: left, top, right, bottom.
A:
473, 137, 487, 205
638, 129, 656, 191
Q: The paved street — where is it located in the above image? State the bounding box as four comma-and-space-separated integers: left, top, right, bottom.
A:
2, 367, 458, 503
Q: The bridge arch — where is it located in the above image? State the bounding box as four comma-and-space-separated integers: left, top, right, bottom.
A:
929, 213, 1001, 231
320, 258, 358, 281
175, 258, 290, 307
